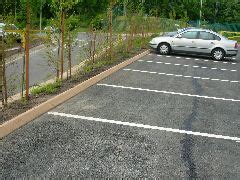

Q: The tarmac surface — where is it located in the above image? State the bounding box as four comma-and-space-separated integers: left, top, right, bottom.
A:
1, 50, 240, 178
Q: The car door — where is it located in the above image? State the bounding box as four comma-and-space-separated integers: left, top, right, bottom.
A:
172, 31, 198, 52
195, 31, 220, 54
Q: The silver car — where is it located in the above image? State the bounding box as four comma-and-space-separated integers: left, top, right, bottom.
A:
149, 28, 238, 60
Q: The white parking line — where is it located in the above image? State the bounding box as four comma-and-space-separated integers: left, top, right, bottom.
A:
6, 47, 46, 65
138, 60, 237, 72
48, 112, 240, 143
97, 84, 240, 102
158, 55, 237, 65
123, 69, 239, 83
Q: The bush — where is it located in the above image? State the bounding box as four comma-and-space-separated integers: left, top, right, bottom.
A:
31, 80, 62, 95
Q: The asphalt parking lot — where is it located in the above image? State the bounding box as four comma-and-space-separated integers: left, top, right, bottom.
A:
1, 52, 240, 178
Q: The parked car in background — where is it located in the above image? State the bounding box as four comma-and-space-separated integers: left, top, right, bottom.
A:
0, 23, 22, 43
150, 28, 238, 60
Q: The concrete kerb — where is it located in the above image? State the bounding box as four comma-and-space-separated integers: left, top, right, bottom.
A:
0, 50, 150, 139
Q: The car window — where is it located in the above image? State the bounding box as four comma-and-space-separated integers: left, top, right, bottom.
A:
214, 35, 221, 41
181, 31, 198, 39
199, 32, 215, 40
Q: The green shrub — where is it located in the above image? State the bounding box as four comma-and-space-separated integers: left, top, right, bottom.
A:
31, 80, 62, 95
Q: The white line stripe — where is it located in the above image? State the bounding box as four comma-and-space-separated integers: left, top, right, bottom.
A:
97, 84, 240, 102
178, 57, 236, 65
125, 69, 239, 84
139, 60, 237, 72
6, 47, 46, 65
176, 57, 181, 59
48, 112, 240, 143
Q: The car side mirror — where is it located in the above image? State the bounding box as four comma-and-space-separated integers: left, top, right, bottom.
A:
176, 35, 182, 38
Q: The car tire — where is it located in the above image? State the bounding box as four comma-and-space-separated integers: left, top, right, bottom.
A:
157, 43, 171, 55
212, 48, 225, 61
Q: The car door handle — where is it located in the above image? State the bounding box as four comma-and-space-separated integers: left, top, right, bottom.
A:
210, 42, 215, 45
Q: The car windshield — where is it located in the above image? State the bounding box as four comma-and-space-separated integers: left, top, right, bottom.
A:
164, 31, 178, 37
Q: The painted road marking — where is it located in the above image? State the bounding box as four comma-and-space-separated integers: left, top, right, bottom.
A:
123, 69, 239, 83
48, 112, 240, 143
97, 84, 240, 102
157, 56, 237, 65
138, 60, 237, 72
6, 47, 46, 65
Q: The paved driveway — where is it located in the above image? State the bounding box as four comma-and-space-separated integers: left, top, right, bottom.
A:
1, 52, 240, 178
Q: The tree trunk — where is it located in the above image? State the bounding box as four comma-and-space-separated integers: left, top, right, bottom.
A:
109, 0, 113, 60
68, 33, 72, 79
0, 40, 4, 105
25, 0, 30, 100
60, 10, 65, 79
0, 34, 7, 106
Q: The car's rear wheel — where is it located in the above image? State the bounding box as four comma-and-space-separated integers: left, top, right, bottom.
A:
212, 48, 225, 61
157, 43, 171, 55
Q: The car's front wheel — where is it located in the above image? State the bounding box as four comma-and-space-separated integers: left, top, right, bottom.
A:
157, 43, 171, 55
212, 48, 225, 61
